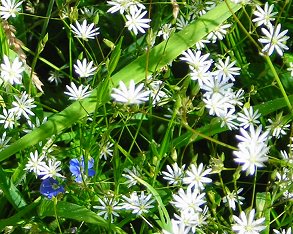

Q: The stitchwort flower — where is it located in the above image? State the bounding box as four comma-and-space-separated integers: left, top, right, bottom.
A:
0, 55, 24, 85
0, 0, 23, 20
70, 19, 100, 40
259, 23, 289, 56
111, 80, 150, 104
125, 8, 151, 35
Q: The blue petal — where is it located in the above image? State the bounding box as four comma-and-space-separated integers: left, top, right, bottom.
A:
40, 178, 64, 199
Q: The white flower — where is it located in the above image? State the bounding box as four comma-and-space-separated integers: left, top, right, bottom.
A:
0, 55, 24, 85
222, 188, 244, 210
74, 58, 97, 78
218, 109, 239, 130
148, 80, 168, 105
237, 107, 261, 129
107, 0, 145, 14
64, 82, 91, 100
214, 56, 240, 81
99, 142, 114, 160
11, 92, 36, 120
201, 74, 234, 98
24, 150, 46, 176
0, 0, 23, 20
0, 131, 11, 151
48, 70, 63, 85
183, 163, 212, 191
38, 158, 64, 180
258, 23, 290, 56
162, 163, 185, 185
121, 191, 154, 215
171, 187, 206, 213
180, 49, 212, 72
70, 19, 100, 41
122, 166, 142, 188
231, 0, 251, 4
125, 8, 151, 35
157, 23, 174, 40
162, 218, 190, 234
266, 113, 290, 139
111, 80, 150, 104
203, 93, 234, 117
0, 108, 18, 129
206, 23, 231, 43
234, 126, 270, 176
232, 209, 266, 234
273, 227, 292, 234
252, 2, 277, 27
93, 197, 121, 222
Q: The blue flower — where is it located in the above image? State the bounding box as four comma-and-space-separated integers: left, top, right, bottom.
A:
40, 177, 64, 199
69, 157, 95, 183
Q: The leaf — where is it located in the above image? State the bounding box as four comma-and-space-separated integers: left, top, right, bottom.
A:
0, 1, 241, 161
0, 167, 27, 210
108, 37, 123, 77
38, 200, 125, 233
0, 197, 41, 231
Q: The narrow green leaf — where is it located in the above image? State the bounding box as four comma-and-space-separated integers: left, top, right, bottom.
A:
0, 197, 41, 231
108, 37, 123, 76
38, 200, 125, 233
0, 167, 26, 210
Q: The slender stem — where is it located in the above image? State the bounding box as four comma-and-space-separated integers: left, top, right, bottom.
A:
265, 56, 293, 113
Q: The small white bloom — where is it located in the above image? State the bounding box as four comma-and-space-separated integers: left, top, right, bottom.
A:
0, 131, 11, 151
237, 106, 261, 129
222, 188, 244, 210
180, 49, 212, 72
11, 92, 36, 120
107, 0, 145, 14
171, 187, 206, 213
206, 23, 231, 43
93, 197, 121, 222
74, 58, 97, 78
273, 227, 292, 234
183, 163, 212, 191
0, 55, 24, 85
64, 82, 91, 100
111, 80, 150, 104
121, 191, 154, 215
48, 70, 63, 85
0, 108, 18, 129
38, 158, 64, 180
162, 163, 185, 185
70, 19, 100, 41
99, 142, 114, 160
125, 8, 151, 35
232, 209, 266, 234
25, 150, 46, 176
214, 56, 240, 81
157, 23, 174, 40
252, 2, 277, 27
122, 166, 142, 188
0, 0, 23, 20
258, 23, 290, 56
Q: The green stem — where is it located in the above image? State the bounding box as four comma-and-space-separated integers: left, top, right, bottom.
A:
264, 56, 293, 113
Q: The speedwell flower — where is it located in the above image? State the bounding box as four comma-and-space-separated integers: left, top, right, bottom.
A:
40, 177, 64, 199
69, 157, 95, 183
